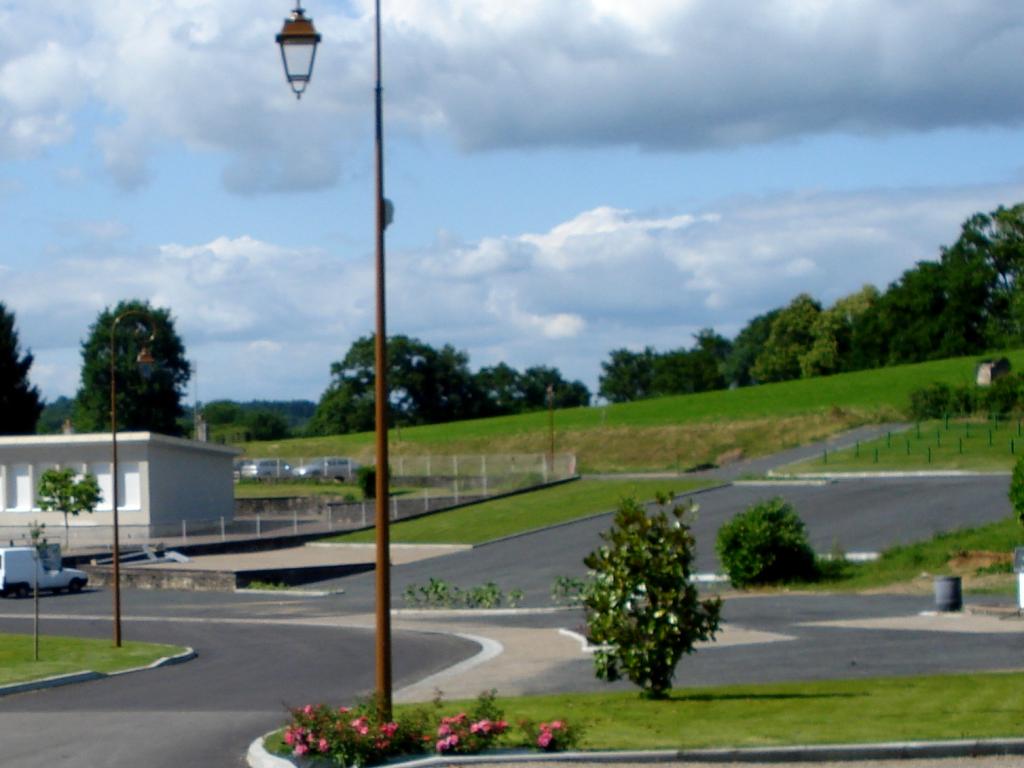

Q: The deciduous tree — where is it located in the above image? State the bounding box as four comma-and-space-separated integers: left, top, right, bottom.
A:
73, 300, 190, 436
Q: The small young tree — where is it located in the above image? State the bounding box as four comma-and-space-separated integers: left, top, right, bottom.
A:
582, 494, 721, 699
36, 468, 102, 549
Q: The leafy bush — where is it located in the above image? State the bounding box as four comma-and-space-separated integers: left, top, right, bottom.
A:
716, 497, 818, 587
281, 691, 529, 765
983, 373, 1024, 417
583, 494, 721, 699
403, 578, 523, 609
357, 466, 377, 499
1010, 456, 1024, 528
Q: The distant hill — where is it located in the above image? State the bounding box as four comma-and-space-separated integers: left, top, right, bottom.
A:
236, 350, 1024, 473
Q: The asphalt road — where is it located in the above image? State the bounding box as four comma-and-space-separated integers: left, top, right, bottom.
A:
0, 466, 1019, 767
0, 589, 476, 768
309, 474, 1014, 610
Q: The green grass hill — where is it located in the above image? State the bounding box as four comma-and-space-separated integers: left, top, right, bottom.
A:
239, 350, 1024, 473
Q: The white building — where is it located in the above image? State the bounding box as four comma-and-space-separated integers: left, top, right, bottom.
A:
0, 432, 238, 542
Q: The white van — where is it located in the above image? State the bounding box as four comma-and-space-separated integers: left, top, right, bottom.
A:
0, 547, 88, 598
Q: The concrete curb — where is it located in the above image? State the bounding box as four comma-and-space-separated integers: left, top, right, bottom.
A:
769, 470, 1013, 479
0, 645, 197, 697
248, 737, 1024, 767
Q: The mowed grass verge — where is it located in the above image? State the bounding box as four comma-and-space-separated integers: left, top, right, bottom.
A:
266, 671, 1022, 753
781, 418, 1024, 474
324, 479, 712, 545
818, 514, 1024, 593
0, 633, 187, 686
242, 349, 1024, 473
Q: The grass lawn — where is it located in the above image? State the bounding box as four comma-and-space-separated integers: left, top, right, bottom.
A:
781, 417, 1024, 474
268, 671, 1024, 754
0, 633, 186, 686
324, 478, 712, 545
815, 514, 1024, 593
241, 350, 1024, 473
234, 480, 363, 499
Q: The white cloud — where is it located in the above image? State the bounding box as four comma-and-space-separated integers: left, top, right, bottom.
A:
2, 2, 1023, 191
8, 182, 1024, 401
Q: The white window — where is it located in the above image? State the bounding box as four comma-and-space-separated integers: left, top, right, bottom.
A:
120, 462, 141, 511
89, 462, 113, 511
6, 464, 32, 512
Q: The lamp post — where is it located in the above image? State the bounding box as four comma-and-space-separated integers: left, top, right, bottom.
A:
109, 310, 156, 648
277, 1, 394, 717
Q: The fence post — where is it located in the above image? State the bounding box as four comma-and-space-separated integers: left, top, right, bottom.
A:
542, 453, 549, 483
454, 456, 460, 504
257, 514, 261, 538
482, 455, 488, 496
293, 510, 298, 534
181, 519, 187, 542
220, 516, 226, 542
361, 501, 367, 528
391, 496, 398, 521
328, 506, 334, 531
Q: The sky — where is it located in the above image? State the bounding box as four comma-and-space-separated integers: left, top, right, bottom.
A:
3, 1, 1024, 405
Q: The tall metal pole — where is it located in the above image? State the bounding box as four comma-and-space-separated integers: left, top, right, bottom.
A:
109, 309, 154, 649
372, 0, 393, 719
109, 321, 123, 648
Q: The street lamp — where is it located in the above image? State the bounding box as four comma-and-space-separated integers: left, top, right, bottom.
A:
276, 3, 321, 99
277, 1, 395, 717
110, 309, 156, 648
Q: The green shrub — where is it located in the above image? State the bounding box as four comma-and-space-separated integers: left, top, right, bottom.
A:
908, 381, 980, 420
357, 466, 377, 499
716, 497, 818, 587
1010, 457, 1024, 528
583, 494, 721, 699
983, 373, 1024, 417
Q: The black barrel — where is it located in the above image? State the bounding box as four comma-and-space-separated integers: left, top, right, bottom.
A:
934, 576, 962, 612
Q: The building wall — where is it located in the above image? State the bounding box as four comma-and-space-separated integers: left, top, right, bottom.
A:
147, 438, 236, 525
0, 433, 237, 530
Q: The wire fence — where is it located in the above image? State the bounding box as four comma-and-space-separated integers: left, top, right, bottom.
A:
1, 453, 577, 552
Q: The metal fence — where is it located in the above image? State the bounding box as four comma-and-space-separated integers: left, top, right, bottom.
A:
0, 453, 577, 552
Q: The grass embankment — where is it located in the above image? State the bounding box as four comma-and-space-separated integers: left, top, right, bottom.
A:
0, 633, 186, 686
265, 671, 1024, 753
234, 479, 363, 499
241, 350, 1024, 473
783, 417, 1024, 474
820, 515, 1024, 594
324, 478, 710, 545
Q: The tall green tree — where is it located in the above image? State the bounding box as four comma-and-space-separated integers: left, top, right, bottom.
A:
800, 285, 879, 377
0, 303, 43, 434
723, 309, 780, 387
73, 300, 190, 436
598, 347, 657, 403
309, 334, 484, 436
751, 294, 822, 383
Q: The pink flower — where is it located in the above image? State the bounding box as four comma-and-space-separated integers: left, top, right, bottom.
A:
338, 706, 351, 714
550, 720, 564, 730
379, 722, 399, 737
537, 731, 553, 749
302, 705, 314, 716
294, 743, 309, 756
437, 723, 451, 737
283, 729, 296, 746
350, 716, 370, 735
318, 738, 329, 753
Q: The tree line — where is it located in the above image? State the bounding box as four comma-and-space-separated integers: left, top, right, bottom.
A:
3, 202, 1023, 437
598, 203, 1024, 402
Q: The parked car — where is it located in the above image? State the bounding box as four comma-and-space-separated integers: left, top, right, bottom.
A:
239, 458, 292, 479
0, 546, 88, 597
292, 456, 359, 480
